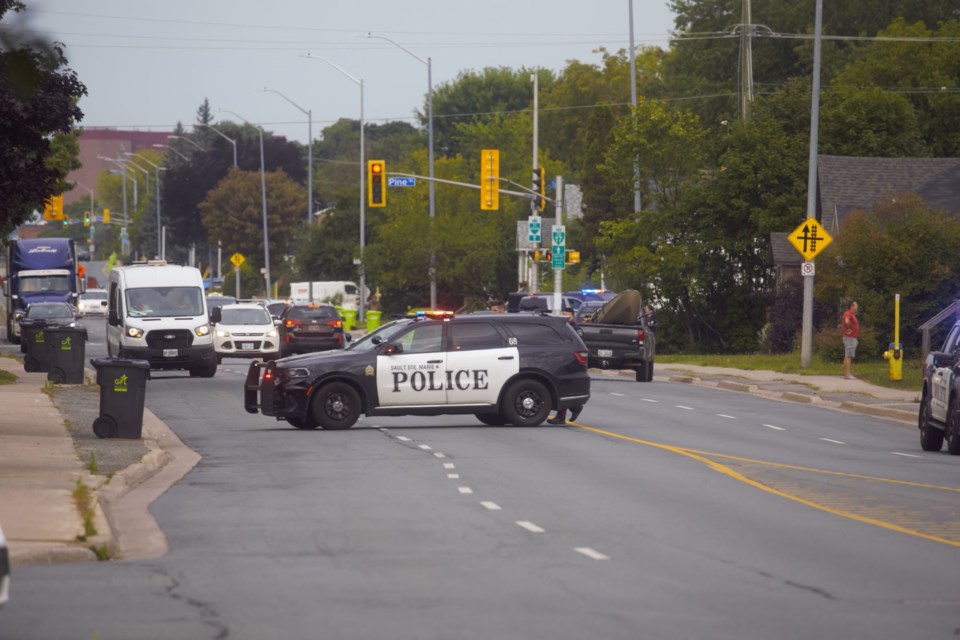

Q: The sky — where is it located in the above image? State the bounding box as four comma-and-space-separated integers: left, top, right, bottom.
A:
12, 0, 678, 145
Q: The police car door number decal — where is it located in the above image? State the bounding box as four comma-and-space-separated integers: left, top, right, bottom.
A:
376, 352, 448, 407
445, 347, 519, 406
931, 367, 951, 422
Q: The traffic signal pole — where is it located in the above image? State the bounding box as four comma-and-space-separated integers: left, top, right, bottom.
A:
553, 175, 564, 316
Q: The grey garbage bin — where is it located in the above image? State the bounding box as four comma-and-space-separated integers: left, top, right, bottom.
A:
46, 326, 88, 384
90, 358, 151, 439
21, 322, 56, 373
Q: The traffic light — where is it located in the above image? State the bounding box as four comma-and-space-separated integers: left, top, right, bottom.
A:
62, 216, 69, 227
367, 160, 386, 208
480, 149, 499, 211
102, 208, 110, 224
533, 249, 552, 262
43, 194, 64, 221
533, 167, 546, 211
83, 211, 91, 227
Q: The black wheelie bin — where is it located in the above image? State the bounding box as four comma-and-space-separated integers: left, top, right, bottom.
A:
46, 326, 88, 384
21, 322, 56, 373
90, 357, 151, 439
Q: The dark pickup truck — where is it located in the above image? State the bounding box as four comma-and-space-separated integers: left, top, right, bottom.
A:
575, 290, 656, 382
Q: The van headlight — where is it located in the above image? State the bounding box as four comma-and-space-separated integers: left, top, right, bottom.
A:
126, 326, 144, 338
195, 324, 211, 337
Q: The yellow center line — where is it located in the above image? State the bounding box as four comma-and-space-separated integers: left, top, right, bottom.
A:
571, 422, 960, 548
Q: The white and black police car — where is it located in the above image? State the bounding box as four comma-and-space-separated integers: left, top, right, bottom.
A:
244, 311, 591, 430
919, 321, 960, 454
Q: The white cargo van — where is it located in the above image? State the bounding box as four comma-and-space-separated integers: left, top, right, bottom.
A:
106, 262, 217, 377
288, 281, 366, 309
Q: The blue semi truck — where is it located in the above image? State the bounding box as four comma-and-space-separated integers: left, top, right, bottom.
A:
3, 238, 82, 344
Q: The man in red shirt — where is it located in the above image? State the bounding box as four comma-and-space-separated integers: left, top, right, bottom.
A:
842, 300, 860, 380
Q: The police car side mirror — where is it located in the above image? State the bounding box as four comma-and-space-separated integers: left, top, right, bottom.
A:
371, 336, 383, 345
384, 343, 404, 355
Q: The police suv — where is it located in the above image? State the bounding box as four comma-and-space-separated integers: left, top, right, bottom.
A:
919, 321, 960, 454
244, 311, 591, 430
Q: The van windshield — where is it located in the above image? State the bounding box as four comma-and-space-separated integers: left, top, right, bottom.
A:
126, 287, 203, 318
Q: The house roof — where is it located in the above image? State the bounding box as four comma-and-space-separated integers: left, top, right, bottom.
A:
818, 155, 960, 234
769, 232, 803, 266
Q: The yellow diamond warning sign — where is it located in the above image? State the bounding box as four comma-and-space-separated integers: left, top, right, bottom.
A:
788, 218, 833, 262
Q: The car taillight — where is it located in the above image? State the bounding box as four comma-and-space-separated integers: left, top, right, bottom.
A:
285, 319, 301, 327
637, 329, 645, 342
574, 350, 588, 365
263, 367, 273, 381
327, 319, 342, 328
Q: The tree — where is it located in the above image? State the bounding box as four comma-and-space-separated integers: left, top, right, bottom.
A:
815, 193, 960, 353
0, 1, 86, 236
198, 168, 305, 294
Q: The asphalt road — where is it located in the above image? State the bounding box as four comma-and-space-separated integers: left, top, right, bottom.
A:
2, 320, 959, 639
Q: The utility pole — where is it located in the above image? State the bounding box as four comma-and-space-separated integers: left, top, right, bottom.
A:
801, 0, 824, 368
553, 176, 564, 315
629, 0, 641, 213
739, 0, 754, 120
530, 72, 540, 293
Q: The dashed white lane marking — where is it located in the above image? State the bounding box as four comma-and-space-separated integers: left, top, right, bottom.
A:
717, 414, 737, 419
434, 452, 447, 459
418, 444, 433, 451
610, 392, 625, 397
516, 521, 545, 533
443, 463, 456, 470
574, 547, 610, 560
763, 424, 786, 431
642, 398, 658, 403
458, 486, 473, 494
397, 436, 411, 442
378, 427, 388, 432
676, 405, 695, 411
480, 501, 502, 511
892, 452, 921, 458
820, 438, 846, 445
447, 473, 460, 479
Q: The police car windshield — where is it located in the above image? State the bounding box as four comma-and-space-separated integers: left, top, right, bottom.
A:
346, 319, 410, 353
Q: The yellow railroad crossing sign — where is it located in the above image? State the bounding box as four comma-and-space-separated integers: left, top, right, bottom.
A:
229, 252, 245, 268
788, 217, 833, 261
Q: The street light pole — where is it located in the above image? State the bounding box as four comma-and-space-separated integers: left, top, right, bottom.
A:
301, 54, 366, 323
260, 88, 313, 226
365, 33, 436, 310
197, 125, 238, 168
97, 155, 131, 232
125, 153, 164, 259
220, 109, 271, 296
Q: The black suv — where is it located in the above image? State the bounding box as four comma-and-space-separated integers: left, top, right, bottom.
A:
278, 303, 345, 357
245, 312, 591, 430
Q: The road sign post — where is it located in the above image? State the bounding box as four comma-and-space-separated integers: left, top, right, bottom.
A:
230, 252, 245, 299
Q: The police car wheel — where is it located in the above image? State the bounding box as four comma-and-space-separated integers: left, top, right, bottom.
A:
947, 396, 960, 455
286, 416, 319, 430
502, 379, 551, 427
919, 393, 944, 452
311, 382, 360, 430
476, 412, 508, 426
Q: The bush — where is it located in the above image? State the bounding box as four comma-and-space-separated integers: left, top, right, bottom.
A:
813, 324, 881, 363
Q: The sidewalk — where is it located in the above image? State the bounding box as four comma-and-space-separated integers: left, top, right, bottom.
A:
0, 353, 920, 568
0, 355, 198, 566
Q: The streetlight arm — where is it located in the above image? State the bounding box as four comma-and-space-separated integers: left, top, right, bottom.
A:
300, 54, 360, 86
168, 135, 205, 152
364, 33, 428, 66
153, 144, 189, 161
259, 87, 309, 117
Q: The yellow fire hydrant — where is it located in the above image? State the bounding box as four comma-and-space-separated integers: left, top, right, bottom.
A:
882, 293, 903, 381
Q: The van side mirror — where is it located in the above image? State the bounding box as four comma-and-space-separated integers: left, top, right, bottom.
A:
210, 306, 222, 324
108, 308, 120, 326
